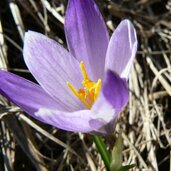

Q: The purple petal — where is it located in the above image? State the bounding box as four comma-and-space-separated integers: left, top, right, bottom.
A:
101, 70, 128, 111
105, 20, 137, 80
91, 70, 129, 133
23, 31, 85, 111
65, 0, 109, 81
0, 70, 62, 121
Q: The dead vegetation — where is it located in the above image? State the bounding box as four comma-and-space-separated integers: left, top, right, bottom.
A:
0, 0, 171, 170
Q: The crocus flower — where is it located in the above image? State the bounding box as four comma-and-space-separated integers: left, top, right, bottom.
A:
0, 0, 137, 135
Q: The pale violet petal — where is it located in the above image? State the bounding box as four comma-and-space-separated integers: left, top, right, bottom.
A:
0, 70, 63, 122
65, 0, 109, 81
105, 20, 137, 80
35, 108, 95, 133
23, 31, 85, 111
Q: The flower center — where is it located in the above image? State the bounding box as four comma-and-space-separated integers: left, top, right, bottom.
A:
67, 61, 102, 109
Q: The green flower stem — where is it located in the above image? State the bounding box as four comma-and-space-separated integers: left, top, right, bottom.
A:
92, 135, 111, 171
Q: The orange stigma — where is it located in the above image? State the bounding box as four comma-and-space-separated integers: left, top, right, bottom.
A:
67, 61, 102, 109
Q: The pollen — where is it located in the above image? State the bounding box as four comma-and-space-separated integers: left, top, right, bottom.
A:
67, 61, 102, 109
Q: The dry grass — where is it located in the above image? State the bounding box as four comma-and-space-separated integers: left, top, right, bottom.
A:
0, 0, 171, 170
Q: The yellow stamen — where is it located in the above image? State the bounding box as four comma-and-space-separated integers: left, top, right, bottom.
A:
67, 62, 102, 108
80, 61, 89, 80
94, 79, 102, 101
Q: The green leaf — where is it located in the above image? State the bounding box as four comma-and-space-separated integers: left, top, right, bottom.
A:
92, 135, 111, 171
116, 164, 136, 171
110, 132, 123, 171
